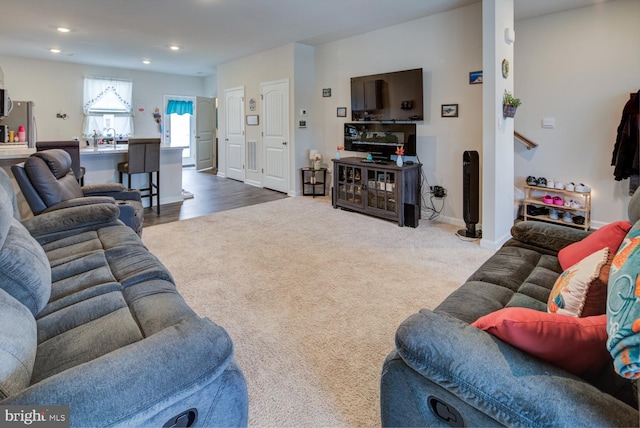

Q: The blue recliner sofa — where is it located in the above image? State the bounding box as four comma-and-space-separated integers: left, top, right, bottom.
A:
0, 167, 248, 427
381, 192, 640, 426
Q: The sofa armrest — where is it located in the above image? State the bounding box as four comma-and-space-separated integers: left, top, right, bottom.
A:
22, 203, 120, 239
3, 318, 247, 427
510, 221, 590, 253
82, 184, 142, 201
394, 310, 637, 427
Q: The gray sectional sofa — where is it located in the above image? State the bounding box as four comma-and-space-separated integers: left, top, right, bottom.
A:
381, 196, 640, 426
0, 168, 248, 427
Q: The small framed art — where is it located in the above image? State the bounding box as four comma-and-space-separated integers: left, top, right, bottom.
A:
246, 115, 259, 126
441, 104, 459, 117
322, 88, 332, 97
337, 107, 347, 117
469, 71, 483, 84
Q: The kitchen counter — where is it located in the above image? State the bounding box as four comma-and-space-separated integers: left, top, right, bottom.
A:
0, 144, 35, 159
80, 145, 184, 209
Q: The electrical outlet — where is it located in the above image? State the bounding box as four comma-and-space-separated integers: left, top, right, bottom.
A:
432, 186, 447, 198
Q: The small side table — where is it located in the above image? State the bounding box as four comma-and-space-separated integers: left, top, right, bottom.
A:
301, 167, 327, 197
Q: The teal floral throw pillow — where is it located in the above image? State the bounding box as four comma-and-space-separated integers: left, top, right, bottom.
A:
607, 221, 640, 379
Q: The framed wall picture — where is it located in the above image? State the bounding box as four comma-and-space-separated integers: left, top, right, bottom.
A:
246, 114, 259, 125
322, 88, 332, 97
441, 104, 459, 117
337, 107, 347, 117
469, 71, 483, 84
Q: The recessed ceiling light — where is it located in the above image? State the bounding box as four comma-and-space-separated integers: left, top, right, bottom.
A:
57, 27, 71, 33
50, 48, 61, 54
170, 45, 180, 51
143, 59, 151, 65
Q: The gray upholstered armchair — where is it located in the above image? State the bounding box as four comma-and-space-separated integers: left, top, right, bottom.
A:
12, 149, 144, 235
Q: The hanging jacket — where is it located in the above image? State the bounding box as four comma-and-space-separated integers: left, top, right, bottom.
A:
612, 90, 640, 182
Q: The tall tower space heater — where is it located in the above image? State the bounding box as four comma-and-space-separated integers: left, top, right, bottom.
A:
457, 150, 481, 238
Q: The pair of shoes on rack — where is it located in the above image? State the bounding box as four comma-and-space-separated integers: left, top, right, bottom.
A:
541, 195, 564, 205
526, 176, 537, 186
575, 183, 591, 193
550, 210, 575, 223
547, 179, 565, 190
527, 205, 549, 216
563, 199, 582, 209
573, 215, 585, 225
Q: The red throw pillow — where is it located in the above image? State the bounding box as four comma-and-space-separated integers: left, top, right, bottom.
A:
472, 308, 609, 376
558, 221, 632, 271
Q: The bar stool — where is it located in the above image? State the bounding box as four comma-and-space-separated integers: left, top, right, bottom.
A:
36, 140, 85, 185
117, 138, 161, 214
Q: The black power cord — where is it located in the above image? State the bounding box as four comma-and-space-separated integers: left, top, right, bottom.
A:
416, 155, 446, 220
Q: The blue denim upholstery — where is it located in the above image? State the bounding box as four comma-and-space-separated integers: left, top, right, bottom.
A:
0, 168, 248, 427
382, 217, 640, 426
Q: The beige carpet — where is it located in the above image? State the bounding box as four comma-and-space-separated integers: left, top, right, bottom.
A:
141, 196, 494, 427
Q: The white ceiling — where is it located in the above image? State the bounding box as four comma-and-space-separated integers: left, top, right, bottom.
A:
0, 0, 612, 77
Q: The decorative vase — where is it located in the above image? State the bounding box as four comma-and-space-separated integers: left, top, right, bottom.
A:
336, 151, 341, 160
313, 160, 321, 170
396, 155, 403, 167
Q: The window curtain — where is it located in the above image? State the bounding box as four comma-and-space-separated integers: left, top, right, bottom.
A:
82, 77, 134, 138
166, 100, 194, 115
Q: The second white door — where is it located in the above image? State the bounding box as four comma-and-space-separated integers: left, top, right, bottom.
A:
225, 87, 245, 181
261, 79, 289, 193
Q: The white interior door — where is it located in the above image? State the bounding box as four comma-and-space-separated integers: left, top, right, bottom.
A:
195, 96, 215, 171
225, 87, 245, 181
261, 79, 289, 193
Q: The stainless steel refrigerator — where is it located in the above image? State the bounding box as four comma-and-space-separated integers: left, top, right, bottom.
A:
0, 101, 37, 147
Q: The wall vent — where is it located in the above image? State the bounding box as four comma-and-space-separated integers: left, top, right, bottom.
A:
247, 140, 258, 172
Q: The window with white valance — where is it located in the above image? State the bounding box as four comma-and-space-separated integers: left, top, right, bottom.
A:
82, 77, 134, 139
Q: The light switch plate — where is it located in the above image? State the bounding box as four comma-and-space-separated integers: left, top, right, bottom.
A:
542, 117, 555, 129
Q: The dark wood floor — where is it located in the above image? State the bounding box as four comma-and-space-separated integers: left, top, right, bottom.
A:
142, 168, 289, 227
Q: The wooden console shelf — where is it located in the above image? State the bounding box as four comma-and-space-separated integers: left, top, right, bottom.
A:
332, 157, 421, 227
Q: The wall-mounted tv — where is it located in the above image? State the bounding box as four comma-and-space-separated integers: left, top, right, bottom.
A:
350, 68, 423, 121
344, 122, 416, 161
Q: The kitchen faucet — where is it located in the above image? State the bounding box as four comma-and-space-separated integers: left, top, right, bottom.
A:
104, 128, 117, 149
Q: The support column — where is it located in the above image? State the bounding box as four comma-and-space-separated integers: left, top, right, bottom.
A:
481, 0, 515, 249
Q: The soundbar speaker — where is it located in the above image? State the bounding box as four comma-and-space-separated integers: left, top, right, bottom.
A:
457, 150, 481, 238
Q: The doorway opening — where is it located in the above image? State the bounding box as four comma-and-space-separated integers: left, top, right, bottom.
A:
164, 95, 195, 167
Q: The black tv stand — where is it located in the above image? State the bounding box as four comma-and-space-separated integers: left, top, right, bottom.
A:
333, 157, 421, 227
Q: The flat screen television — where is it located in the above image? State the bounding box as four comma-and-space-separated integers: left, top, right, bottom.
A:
344, 122, 416, 161
350, 68, 423, 121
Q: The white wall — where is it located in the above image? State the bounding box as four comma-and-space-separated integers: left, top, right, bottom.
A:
514, 0, 640, 227
313, 3, 483, 224
481, 0, 514, 249
0, 55, 207, 141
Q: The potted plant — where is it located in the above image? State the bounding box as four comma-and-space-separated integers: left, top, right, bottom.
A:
503, 90, 522, 118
